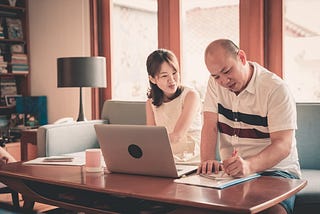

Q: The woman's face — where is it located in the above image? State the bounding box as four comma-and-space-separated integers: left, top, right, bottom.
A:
151, 62, 180, 99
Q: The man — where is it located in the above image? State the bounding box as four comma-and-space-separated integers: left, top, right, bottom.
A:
198, 39, 300, 214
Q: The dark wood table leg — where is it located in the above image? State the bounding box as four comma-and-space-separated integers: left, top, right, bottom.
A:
20, 129, 38, 161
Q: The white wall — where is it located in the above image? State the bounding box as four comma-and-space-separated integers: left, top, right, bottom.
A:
28, 0, 91, 123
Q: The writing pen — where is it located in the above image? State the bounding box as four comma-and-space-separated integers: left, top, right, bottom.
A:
232, 148, 238, 157
221, 148, 238, 177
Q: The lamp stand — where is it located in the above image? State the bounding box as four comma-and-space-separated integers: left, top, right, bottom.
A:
77, 87, 86, 121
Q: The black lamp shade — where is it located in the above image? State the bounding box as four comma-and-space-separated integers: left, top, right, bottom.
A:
57, 57, 106, 88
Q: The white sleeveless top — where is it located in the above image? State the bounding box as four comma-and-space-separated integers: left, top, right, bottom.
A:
151, 87, 202, 163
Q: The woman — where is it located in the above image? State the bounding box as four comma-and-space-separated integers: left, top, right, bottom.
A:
146, 49, 202, 164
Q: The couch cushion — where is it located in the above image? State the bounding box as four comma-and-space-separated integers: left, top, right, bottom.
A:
37, 120, 107, 157
296, 103, 320, 170
101, 100, 146, 125
294, 169, 320, 213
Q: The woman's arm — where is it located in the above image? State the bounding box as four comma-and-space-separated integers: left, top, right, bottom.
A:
146, 99, 156, 125
170, 90, 200, 143
0, 147, 16, 167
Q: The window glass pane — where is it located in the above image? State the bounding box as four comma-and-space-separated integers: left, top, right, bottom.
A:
112, 0, 157, 100
284, 0, 320, 102
181, 0, 239, 99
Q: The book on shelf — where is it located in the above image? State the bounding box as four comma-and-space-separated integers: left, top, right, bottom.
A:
11, 53, 28, 63
10, 52, 28, 73
0, 64, 8, 74
0, 76, 17, 95
0, 55, 7, 73
0, 76, 17, 106
11, 64, 29, 73
0, 17, 4, 39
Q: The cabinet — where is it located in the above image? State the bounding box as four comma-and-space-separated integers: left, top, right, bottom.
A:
0, 0, 30, 142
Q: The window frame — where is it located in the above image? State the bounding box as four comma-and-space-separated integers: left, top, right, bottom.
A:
90, 0, 283, 119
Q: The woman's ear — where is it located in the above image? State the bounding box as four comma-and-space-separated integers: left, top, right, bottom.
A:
149, 75, 156, 84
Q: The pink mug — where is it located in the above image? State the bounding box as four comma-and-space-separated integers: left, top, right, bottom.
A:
85, 149, 102, 172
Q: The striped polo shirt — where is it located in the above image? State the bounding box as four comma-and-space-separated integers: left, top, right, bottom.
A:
203, 62, 301, 177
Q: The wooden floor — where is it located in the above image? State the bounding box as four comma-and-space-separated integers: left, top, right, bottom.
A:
0, 192, 58, 213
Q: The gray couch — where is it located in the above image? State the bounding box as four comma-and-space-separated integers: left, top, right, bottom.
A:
37, 100, 319, 213
37, 100, 146, 157
293, 103, 320, 214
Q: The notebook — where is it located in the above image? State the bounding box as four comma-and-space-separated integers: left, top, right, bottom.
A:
174, 173, 261, 189
94, 124, 198, 178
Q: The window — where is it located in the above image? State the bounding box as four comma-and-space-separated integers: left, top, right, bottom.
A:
112, 0, 158, 100
181, 0, 239, 99
284, 0, 320, 102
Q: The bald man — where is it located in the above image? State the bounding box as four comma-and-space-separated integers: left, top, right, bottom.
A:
198, 39, 300, 214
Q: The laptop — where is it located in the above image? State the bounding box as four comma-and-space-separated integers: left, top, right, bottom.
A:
94, 124, 198, 178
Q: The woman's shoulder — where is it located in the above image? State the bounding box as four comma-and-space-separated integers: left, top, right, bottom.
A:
146, 98, 154, 106
180, 86, 200, 104
182, 86, 200, 98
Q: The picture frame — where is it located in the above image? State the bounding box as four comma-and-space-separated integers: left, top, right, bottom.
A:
5, 94, 21, 107
6, 17, 23, 40
15, 96, 48, 128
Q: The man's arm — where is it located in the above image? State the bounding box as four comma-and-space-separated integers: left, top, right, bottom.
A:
197, 111, 220, 174
223, 129, 293, 177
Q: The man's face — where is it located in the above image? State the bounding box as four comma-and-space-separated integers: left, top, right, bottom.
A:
205, 49, 247, 94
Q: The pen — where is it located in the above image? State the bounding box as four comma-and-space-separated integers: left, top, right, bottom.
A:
221, 148, 238, 176
232, 148, 238, 157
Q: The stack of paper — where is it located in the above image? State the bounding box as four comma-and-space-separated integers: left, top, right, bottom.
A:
174, 173, 260, 189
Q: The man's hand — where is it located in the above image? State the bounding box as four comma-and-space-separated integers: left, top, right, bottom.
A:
197, 159, 222, 174
223, 156, 252, 177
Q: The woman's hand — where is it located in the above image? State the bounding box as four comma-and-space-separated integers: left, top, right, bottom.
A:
0, 147, 16, 166
0, 156, 9, 167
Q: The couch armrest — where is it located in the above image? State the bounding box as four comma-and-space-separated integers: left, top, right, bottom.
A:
37, 120, 108, 157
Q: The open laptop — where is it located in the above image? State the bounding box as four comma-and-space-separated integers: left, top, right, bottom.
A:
94, 124, 198, 178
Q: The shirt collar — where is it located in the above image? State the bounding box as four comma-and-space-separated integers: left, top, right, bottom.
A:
243, 61, 256, 95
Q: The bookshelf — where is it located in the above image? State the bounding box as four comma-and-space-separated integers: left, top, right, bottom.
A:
0, 0, 30, 152
0, 0, 29, 107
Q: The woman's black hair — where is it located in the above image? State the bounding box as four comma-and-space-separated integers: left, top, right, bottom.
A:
146, 49, 183, 107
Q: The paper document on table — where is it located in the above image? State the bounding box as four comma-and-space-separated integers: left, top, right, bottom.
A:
174, 173, 260, 189
199, 171, 234, 180
23, 154, 85, 166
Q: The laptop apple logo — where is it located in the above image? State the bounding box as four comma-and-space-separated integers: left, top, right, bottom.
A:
128, 144, 143, 158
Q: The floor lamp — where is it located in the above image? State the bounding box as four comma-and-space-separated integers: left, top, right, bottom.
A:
57, 57, 106, 121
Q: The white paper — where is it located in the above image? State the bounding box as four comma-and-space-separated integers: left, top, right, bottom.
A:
174, 173, 260, 189
23, 151, 106, 167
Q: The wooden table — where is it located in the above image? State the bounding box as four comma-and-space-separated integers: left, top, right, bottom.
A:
0, 162, 307, 214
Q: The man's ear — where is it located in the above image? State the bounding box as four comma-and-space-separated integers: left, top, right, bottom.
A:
149, 75, 156, 84
238, 49, 247, 65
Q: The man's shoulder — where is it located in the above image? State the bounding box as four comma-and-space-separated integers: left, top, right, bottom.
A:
253, 63, 284, 89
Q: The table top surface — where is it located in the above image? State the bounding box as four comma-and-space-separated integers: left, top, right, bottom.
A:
0, 162, 307, 213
